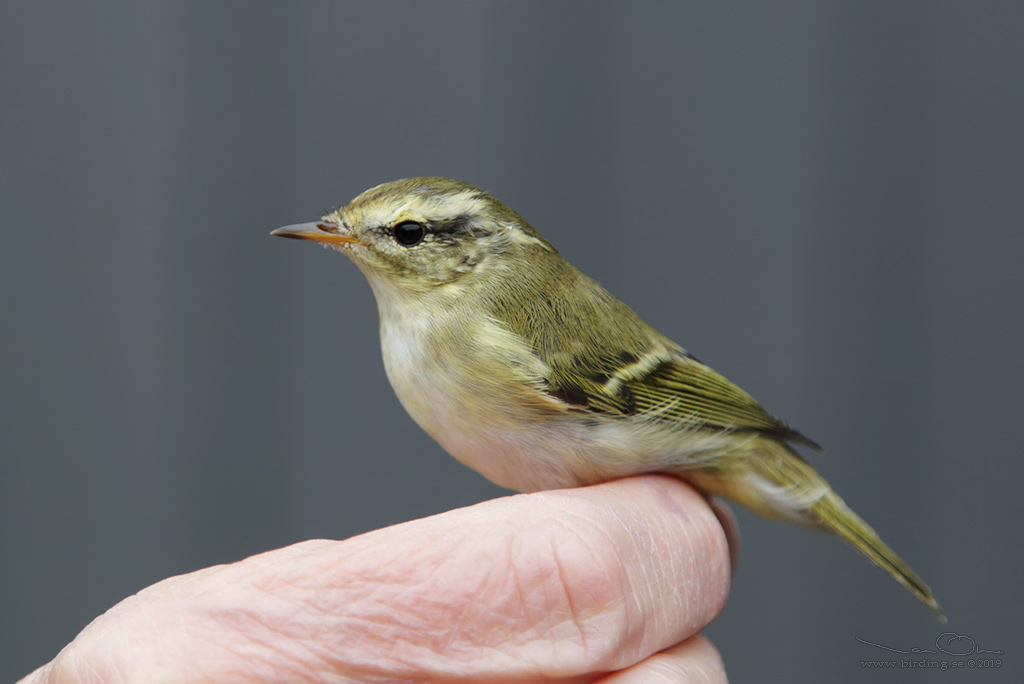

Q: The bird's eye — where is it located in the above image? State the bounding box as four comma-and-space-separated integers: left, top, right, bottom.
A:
392, 221, 426, 247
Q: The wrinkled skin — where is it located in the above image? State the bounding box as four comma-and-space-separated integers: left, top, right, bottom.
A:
20, 476, 734, 683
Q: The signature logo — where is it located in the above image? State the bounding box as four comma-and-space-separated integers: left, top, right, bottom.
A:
856, 632, 1003, 656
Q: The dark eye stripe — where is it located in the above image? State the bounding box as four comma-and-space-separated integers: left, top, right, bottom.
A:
431, 214, 472, 234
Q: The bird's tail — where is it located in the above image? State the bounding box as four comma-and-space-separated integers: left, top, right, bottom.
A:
695, 440, 945, 621
809, 484, 945, 621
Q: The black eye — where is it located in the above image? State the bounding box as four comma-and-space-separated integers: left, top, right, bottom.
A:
392, 221, 425, 247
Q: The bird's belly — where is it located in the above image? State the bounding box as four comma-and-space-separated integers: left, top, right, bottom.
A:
379, 327, 610, 491
419, 407, 591, 492
385, 368, 569, 491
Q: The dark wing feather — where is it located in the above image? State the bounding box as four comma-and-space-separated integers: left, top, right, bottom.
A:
544, 352, 820, 449
633, 356, 820, 448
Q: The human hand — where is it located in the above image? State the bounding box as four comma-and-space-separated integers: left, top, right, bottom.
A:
20, 475, 735, 683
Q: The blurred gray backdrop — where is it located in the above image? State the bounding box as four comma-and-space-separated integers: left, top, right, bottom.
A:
2, 2, 1022, 682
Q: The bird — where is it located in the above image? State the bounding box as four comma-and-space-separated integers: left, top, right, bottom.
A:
272, 176, 944, 621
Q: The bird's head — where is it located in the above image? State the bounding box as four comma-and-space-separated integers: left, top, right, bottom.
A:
273, 177, 554, 297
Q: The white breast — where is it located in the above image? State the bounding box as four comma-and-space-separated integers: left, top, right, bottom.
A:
367, 277, 592, 490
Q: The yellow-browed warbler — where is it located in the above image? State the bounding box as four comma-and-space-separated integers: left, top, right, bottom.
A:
273, 177, 943, 620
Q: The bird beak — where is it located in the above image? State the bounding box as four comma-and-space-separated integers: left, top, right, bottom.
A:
271, 222, 361, 245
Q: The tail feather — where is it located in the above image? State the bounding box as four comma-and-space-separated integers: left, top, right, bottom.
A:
811, 488, 946, 622
706, 440, 946, 621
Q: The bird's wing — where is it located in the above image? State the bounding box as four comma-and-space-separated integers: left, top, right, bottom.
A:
542, 347, 820, 449
484, 257, 818, 448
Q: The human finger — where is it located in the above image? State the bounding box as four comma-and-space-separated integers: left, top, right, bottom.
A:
22, 474, 730, 682
595, 634, 727, 683
707, 497, 740, 577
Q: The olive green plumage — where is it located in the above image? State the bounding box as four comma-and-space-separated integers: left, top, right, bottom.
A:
273, 177, 944, 621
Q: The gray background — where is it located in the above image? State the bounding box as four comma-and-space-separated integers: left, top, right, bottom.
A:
2, 2, 1022, 682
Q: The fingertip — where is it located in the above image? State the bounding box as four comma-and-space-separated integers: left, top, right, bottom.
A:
596, 634, 728, 684
533, 475, 732, 656
707, 497, 740, 578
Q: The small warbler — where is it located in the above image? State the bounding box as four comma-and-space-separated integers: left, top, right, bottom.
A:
273, 177, 943, 620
